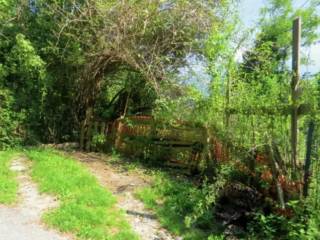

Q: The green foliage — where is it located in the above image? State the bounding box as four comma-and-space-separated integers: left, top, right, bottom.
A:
91, 133, 106, 150
197, 1, 320, 239
207, 235, 224, 240
95, 69, 157, 120
260, 0, 320, 48
0, 89, 24, 149
136, 171, 226, 240
6, 34, 46, 81
201, 0, 320, 163
302, 135, 320, 240
0, 150, 18, 204
6, 34, 47, 123
0, 0, 319, 238
27, 148, 139, 240
248, 206, 307, 240
247, 199, 320, 240
248, 212, 288, 239
153, 84, 204, 125
0, 0, 225, 143
0, 31, 47, 144
302, 214, 320, 240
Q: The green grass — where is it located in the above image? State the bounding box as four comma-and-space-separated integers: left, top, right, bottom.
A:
27, 148, 139, 240
135, 172, 223, 240
0, 150, 18, 204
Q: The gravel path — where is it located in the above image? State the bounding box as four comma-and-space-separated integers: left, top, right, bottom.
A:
0, 157, 72, 240
74, 152, 180, 240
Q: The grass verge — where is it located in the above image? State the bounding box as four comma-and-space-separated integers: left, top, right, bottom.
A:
135, 171, 224, 240
0, 150, 19, 204
27, 148, 139, 240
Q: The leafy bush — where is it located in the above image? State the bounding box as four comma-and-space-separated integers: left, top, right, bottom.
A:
302, 155, 320, 240
247, 201, 309, 240
136, 168, 230, 239
248, 212, 289, 239
302, 214, 320, 240
0, 89, 23, 149
5, 34, 47, 141
0, 32, 47, 146
91, 133, 106, 150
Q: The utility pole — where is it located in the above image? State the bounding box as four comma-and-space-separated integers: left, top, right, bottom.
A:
291, 17, 301, 175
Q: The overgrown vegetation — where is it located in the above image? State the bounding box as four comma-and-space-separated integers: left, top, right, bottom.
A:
0, 150, 18, 204
136, 169, 228, 240
27, 148, 139, 240
0, 0, 320, 239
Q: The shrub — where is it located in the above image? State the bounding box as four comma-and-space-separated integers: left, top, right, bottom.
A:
0, 89, 23, 149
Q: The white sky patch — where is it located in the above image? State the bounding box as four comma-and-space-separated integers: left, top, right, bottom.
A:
303, 43, 320, 74
235, 47, 247, 62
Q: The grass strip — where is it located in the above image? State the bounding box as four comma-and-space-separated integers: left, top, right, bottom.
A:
27, 148, 139, 240
135, 172, 224, 240
0, 150, 18, 204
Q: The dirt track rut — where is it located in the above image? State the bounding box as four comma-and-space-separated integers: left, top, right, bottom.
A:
74, 152, 180, 240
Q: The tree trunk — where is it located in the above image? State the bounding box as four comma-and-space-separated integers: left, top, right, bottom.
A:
203, 126, 216, 179
79, 120, 86, 150
265, 142, 286, 209
84, 107, 93, 152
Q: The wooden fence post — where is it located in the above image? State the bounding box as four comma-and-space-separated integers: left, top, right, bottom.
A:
114, 119, 123, 150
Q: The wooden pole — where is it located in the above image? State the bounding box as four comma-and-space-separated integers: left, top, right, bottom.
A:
291, 17, 301, 174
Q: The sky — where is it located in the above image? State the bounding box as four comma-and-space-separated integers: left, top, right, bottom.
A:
239, 0, 320, 74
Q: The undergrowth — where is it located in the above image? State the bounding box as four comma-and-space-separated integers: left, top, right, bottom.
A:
135, 171, 225, 240
134, 160, 320, 240
26, 148, 139, 240
0, 150, 18, 204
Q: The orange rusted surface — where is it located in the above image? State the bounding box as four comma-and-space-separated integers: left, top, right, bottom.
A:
211, 138, 229, 162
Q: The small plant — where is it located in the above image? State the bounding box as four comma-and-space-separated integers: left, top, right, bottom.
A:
208, 235, 224, 240
248, 212, 286, 239
108, 148, 121, 163
247, 201, 309, 240
302, 214, 320, 240
136, 171, 225, 239
91, 133, 106, 150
